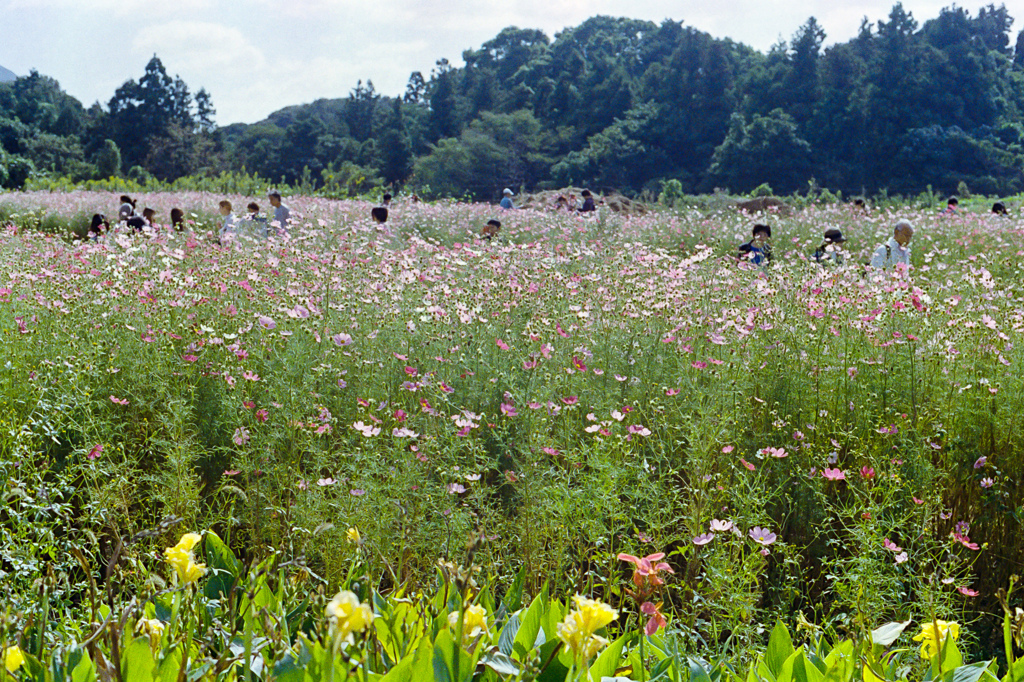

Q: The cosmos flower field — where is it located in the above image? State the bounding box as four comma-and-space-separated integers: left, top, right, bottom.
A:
0, 190, 1022, 679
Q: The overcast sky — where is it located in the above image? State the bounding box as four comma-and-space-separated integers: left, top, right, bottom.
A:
1, 0, 966, 125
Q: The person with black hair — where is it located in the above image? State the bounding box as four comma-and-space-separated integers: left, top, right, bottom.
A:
813, 229, 847, 265
118, 195, 136, 222
170, 208, 185, 231
245, 202, 268, 239
89, 214, 109, 240
992, 202, 1009, 216
578, 189, 596, 213
371, 207, 389, 224
481, 219, 501, 241
268, 191, 291, 237
382, 193, 393, 208
738, 224, 772, 266
940, 196, 959, 215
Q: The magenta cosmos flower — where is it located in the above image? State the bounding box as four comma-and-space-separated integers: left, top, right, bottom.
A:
749, 527, 777, 546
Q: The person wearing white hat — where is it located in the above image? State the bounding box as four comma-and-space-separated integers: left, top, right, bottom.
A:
500, 188, 515, 210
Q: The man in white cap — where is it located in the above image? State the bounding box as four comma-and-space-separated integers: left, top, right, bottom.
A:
870, 220, 913, 270
500, 188, 515, 210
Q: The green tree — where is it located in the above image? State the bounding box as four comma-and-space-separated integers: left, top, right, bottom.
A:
708, 109, 813, 194
95, 139, 122, 178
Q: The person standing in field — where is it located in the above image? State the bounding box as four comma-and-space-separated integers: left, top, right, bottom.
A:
813, 229, 847, 266
268, 191, 291, 237
218, 200, 238, 243
870, 220, 913, 270
500, 188, 515, 210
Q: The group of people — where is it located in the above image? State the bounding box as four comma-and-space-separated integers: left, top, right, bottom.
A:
481, 187, 598, 240
88, 192, 293, 243
737, 219, 914, 271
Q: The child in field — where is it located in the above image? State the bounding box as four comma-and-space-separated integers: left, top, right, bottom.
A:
500, 188, 515, 210
88, 214, 109, 240
992, 202, 1008, 216
371, 207, 389, 224
218, 200, 238, 243
117, 195, 136, 222
813, 229, 847, 265
170, 208, 185, 231
738, 224, 772, 266
244, 202, 269, 239
940, 196, 958, 215
578, 189, 596, 213
481, 219, 501, 241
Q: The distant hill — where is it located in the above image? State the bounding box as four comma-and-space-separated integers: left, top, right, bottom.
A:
0, 65, 17, 83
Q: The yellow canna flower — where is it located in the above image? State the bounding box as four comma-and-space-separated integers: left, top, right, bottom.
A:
447, 604, 489, 645
4, 646, 26, 674
912, 620, 959, 659
325, 591, 375, 643
164, 532, 208, 584
135, 618, 165, 649
346, 527, 361, 545
556, 595, 618, 663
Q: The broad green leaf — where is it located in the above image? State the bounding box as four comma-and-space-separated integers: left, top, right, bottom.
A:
1002, 657, 1024, 682
872, 621, 912, 647
121, 638, 155, 682
480, 649, 520, 676
155, 646, 182, 682
944, 662, 994, 682
380, 638, 432, 682
587, 635, 625, 681
498, 612, 520, 656
766, 621, 796, 679
503, 565, 527, 614
512, 594, 544, 662
823, 640, 855, 682
689, 657, 714, 682
69, 649, 95, 682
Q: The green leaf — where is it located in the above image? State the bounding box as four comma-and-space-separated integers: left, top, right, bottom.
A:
511, 594, 544, 662
822, 640, 855, 682
688, 657, 714, 682
944, 662, 994, 682
121, 638, 155, 682
498, 612, 520, 656
503, 565, 527, 614
432, 629, 455, 682
479, 649, 520, 676
587, 635, 625, 681
155, 646, 182, 682
1001, 657, 1024, 682
69, 649, 95, 682
791, 650, 824, 682
272, 643, 312, 682
872, 621, 912, 647
380, 638, 433, 682
766, 621, 795, 679
204, 531, 241, 601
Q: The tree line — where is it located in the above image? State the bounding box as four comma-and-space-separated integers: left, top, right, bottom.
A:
3, 3, 1024, 200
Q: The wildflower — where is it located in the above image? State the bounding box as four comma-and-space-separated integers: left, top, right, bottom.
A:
317, 478, 336, 486
350, 488, 366, 496
765, 447, 787, 458
325, 591, 374, 643
692, 533, 715, 546
822, 468, 846, 481
109, 395, 129, 405
953, 533, 980, 551
556, 595, 618, 662
980, 477, 994, 489
749, 527, 777, 545
894, 552, 909, 564
957, 586, 979, 597
974, 456, 987, 469
332, 333, 353, 346
4, 646, 26, 674
495, 338, 509, 350
447, 483, 465, 494
87, 444, 103, 460
255, 409, 269, 423
618, 551, 675, 596
641, 601, 667, 635
346, 527, 361, 545
232, 427, 250, 446
500, 402, 518, 417
136, 618, 165, 649
447, 604, 490, 646
883, 538, 902, 553
912, 620, 959, 659
257, 315, 276, 330
164, 533, 208, 584
721, 445, 734, 453
710, 519, 733, 532
860, 466, 876, 480
739, 458, 756, 471
628, 424, 652, 436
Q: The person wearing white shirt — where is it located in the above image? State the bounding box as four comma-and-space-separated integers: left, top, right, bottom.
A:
268, 191, 291, 237
870, 220, 913, 270
218, 200, 238, 243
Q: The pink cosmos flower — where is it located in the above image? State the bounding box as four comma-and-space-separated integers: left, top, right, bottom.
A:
739, 458, 756, 471
317, 477, 336, 486
495, 338, 510, 350
255, 409, 269, 423
332, 333, 353, 346
501, 403, 518, 417
883, 538, 902, 553
223, 469, 240, 476
913, 496, 925, 505
87, 444, 103, 460
721, 445, 734, 453
692, 533, 715, 546
710, 519, 733, 532
973, 456, 987, 469
953, 533, 980, 551
628, 425, 652, 436
258, 315, 276, 330
232, 427, 250, 446
617, 551, 675, 589
541, 447, 560, 457
860, 466, 876, 480
894, 552, 909, 564
109, 395, 129, 405
447, 483, 466, 494
957, 586, 979, 597
749, 527, 777, 546
561, 395, 579, 405
822, 468, 846, 481
665, 388, 680, 396
572, 356, 587, 372
182, 354, 198, 363
980, 477, 994, 489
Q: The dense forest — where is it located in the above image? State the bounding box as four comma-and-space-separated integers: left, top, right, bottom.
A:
3, 2, 1024, 200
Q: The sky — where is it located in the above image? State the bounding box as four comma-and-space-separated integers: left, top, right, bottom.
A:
1, 0, 963, 126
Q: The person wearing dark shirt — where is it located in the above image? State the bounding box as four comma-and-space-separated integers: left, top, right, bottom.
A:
578, 189, 596, 213
738, 224, 772, 266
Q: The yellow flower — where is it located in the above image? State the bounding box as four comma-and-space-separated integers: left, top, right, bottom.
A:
4, 646, 26, 674
325, 591, 374, 642
164, 532, 208, 584
346, 527, 361, 545
912, 620, 960, 659
556, 595, 618, 662
135, 618, 165, 649
447, 604, 489, 645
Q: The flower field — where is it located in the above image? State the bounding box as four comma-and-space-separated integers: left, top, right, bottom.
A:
0, 190, 1022, 680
